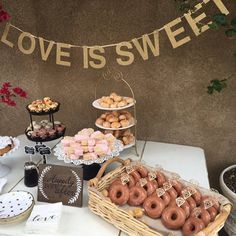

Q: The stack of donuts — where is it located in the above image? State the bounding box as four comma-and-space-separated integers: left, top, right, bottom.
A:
106, 164, 220, 236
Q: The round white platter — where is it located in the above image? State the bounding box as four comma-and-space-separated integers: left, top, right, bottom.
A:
0, 137, 20, 177
92, 97, 135, 111
123, 141, 135, 150
0, 191, 34, 224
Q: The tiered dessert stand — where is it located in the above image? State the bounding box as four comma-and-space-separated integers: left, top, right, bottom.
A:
25, 102, 65, 163
92, 69, 138, 156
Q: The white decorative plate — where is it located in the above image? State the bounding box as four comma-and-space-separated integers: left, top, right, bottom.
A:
92, 97, 135, 111
95, 120, 136, 130
0, 191, 34, 224
0, 137, 20, 158
54, 139, 124, 165
123, 141, 135, 150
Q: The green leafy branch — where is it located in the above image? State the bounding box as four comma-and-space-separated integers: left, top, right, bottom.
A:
174, 0, 201, 13
208, 14, 236, 38
207, 79, 227, 95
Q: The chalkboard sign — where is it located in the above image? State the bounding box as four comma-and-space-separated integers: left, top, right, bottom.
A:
35, 144, 46, 153
37, 164, 83, 207
38, 146, 51, 155
25, 146, 35, 155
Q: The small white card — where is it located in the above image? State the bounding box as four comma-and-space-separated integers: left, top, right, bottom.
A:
25, 202, 62, 234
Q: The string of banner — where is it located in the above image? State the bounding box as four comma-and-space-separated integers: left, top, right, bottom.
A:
0, 0, 230, 69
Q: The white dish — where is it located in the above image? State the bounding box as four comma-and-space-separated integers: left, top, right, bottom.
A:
0, 191, 34, 224
0, 137, 20, 177
95, 120, 136, 130
92, 97, 135, 111
54, 139, 124, 166
123, 141, 135, 150
0, 137, 20, 158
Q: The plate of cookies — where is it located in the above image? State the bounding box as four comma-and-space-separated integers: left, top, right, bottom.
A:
104, 129, 135, 149
93, 92, 135, 111
95, 111, 136, 130
54, 128, 124, 165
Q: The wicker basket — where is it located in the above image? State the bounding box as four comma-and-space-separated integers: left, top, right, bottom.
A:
88, 157, 231, 236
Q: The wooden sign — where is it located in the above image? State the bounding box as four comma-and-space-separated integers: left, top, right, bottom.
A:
37, 164, 83, 207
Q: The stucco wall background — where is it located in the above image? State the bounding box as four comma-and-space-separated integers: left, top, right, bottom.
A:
0, 0, 236, 189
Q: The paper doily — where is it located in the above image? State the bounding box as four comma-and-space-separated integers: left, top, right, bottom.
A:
0, 137, 20, 158
54, 139, 123, 165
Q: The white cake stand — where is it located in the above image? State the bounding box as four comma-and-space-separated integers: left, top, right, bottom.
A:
0, 137, 20, 177
0, 163, 10, 177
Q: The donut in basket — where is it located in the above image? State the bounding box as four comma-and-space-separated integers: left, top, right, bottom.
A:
101, 163, 222, 236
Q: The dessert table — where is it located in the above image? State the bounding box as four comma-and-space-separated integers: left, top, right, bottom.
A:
0, 135, 210, 236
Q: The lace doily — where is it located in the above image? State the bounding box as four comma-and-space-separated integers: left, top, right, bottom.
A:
54, 139, 123, 165
0, 137, 20, 158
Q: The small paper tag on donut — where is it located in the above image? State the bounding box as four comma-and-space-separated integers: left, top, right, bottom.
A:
176, 197, 185, 207
181, 189, 191, 199
126, 165, 135, 174
167, 233, 176, 236
192, 208, 201, 217
163, 181, 172, 191
139, 178, 147, 187
203, 199, 213, 209
121, 174, 130, 185
156, 188, 165, 197
187, 186, 197, 195
148, 172, 156, 181
171, 173, 181, 180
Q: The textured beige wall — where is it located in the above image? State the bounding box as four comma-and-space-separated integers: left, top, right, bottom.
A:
0, 0, 236, 189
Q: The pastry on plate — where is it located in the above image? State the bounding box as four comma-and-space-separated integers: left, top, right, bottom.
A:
28, 97, 59, 113
98, 92, 135, 109
0, 136, 14, 156
96, 111, 134, 129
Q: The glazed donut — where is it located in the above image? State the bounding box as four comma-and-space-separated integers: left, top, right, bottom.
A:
207, 206, 218, 222
143, 195, 165, 218
128, 175, 136, 188
191, 189, 202, 206
186, 197, 197, 211
159, 191, 171, 207
161, 206, 186, 230
156, 171, 166, 186
108, 182, 129, 205
182, 217, 205, 236
191, 207, 211, 226
120, 174, 136, 188
136, 165, 148, 178
129, 171, 141, 183
169, 199, 191, 218
128, 186, 147, 206
136, 178, 156, 196
167, 187, 178, 200
201, 195, 220, 212
171, 180, 183, 195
